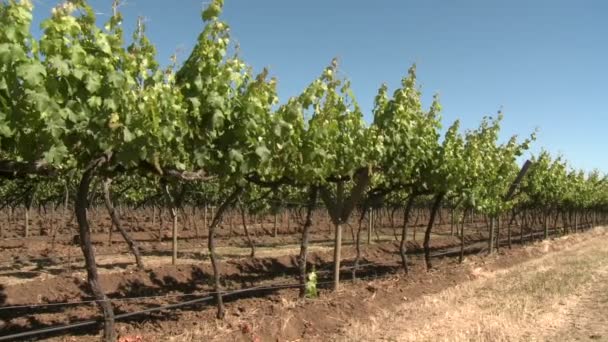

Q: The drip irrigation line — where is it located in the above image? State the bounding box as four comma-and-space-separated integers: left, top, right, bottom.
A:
0, 261, 397, 312
2, 224, 601, 341
1, 224, 595, 341
0, 271, 398, 342
0, 293, 215, 342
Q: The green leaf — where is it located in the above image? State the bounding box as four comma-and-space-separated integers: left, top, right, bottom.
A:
0, 44, 17, 64
16, 62, 46, 87
123, 127, 135, 142
85, 74, 102, 93
87, 96, 102, 108
255, 145, 270, 162
202, 1, 223, 21
48, 56, 70, 76
104, 98, 118, 111
73, 68, 85, 80
43, 144, 68, 165
107, 71, 123, 87
229, 149, 244, 163
0, 122, 13, 137
188, 97, 201, 109
97, 36, 113, 55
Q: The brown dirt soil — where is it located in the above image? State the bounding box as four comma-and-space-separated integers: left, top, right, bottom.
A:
0, 208, 575, 341
99, 230, 606, 342
0, 207, 463, 265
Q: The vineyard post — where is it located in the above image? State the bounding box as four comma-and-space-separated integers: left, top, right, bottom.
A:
62, 183, 69, 236
459, 209, 467, 263
171, 205, 178, 264
152, 206, 156, 227
367, 207, 373, 244
8, 206, 13, 235
543, 210, 549, 239
158, 205, 164, 242
24, 205, 29, 238
450, 207, 455, 236
192, 206, 198, 238
163, 184, 186, 265
229, 209, 235, 238
273, 211, 278, 237
203, 204, 208, 231
495, 216, 501, 252
332, 181, 344, 291
507, 209, 515, 248
24, 188, 36, 238
259, 213, 265, 234
522, 211, 527, 243
413, 208, 420, 241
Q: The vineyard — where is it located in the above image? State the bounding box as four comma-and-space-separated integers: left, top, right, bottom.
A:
1, 0, 608, 341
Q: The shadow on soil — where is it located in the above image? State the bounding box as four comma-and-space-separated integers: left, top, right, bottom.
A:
0, 226, 584, 341
0, 285, 6, 306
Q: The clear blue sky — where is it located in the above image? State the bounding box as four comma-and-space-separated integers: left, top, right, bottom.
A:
31, 0, 608, 172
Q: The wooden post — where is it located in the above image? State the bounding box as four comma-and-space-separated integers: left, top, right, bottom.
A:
333, 182, 344, 292
24, 207, 30, 238
450, 208, 455, 236
193, 206, 199, 238
171, 207, 178, 265
488, 217, 496, 254
543, 213, 549, 240
367, 208, 373, 245
495, 216, 501, 252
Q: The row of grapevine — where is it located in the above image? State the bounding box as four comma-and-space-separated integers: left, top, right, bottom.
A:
1, 1, 607, 341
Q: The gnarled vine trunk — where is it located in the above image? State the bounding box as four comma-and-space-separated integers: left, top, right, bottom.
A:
102, 178, 144, 270
75, 157, 115, 342
239, 205, 256, 258
298, 187, 318, 298
208, 187, 242, 319
423, 193, 444, 271
399, 195, 416, 274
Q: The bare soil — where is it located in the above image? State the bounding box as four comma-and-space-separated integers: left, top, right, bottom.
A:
0, 208, 582, 341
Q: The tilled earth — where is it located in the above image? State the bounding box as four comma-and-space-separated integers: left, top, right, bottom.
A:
0, 210, 567, 341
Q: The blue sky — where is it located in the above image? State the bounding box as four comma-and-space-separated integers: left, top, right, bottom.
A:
31, 0, 608, 172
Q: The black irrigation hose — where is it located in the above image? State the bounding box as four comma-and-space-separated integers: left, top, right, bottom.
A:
0, 294, 215, 342
0, 262, 405, 342
1, 225, 599, 340
0, 261, 390, 312
0, 283, 305, 342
